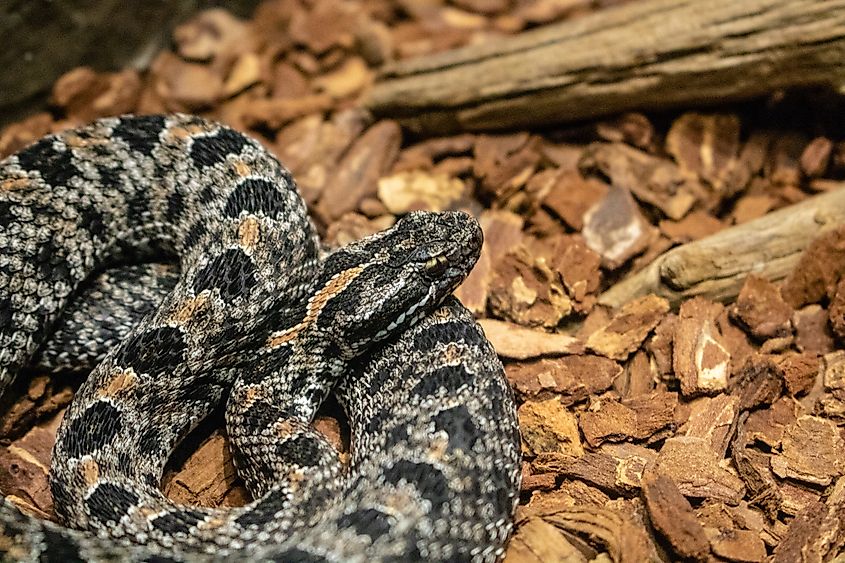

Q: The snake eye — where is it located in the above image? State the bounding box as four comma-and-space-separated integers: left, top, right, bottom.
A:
424, 254, 449, 275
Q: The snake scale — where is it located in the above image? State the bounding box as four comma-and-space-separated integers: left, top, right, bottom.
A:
0, 114, 521, 561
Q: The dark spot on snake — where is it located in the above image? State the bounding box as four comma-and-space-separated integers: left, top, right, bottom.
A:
337, 507, 393, 539
142, 557, 181, 563
384, 460, 450, 510
79, 205, 106, 239
183, 221, 208, 249
0, 296, 12, 326
36, 239, 69, 283
189, 128, 248, 168
63, 400, 123, 458
268, 548, 330, 563
411, 365, 470, 400
38, 528, 86, 562
16, 137, 77, 187
223, 178, 287, 219
138, 427, 164, 457
151, 510, 203, 536
275, 433, 323, 468
86, 482, 139, 524
115, 326, 186, 378
192, 248, 258, 302
166, 191, 185, 223
433, 405, 479, 451
235, 491, 289, 528
113, 115, 166, 156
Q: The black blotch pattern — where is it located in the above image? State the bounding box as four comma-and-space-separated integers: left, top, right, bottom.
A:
36, 239, 69, 283
115, 326, 186, 378
384, 461, 450, 510
411, 365, 470, 399
113, 115, 166, 156
38, 528, 86, 563
268, 548, 330, 563
137, 427, 163, 458
223, 178, 287, 219
165, 191, 185, 223
142, 557, 182, 563
234, 492, 288, 528
189, 128, 248, 168
183, 221, 208, 249
16, 137, 77, 187
79, 204, 106, 239
433, 405, 479, 452
151, 510, 203, 535
63, 401, 122, 458
86, 483, 139, 524
192, 248, 258, 302
337, 507, 392, 539
0, 296, 12, 326
275, 434, 322, 468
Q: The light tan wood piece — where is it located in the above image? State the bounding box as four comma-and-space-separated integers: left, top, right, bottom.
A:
366, 0, 845, 133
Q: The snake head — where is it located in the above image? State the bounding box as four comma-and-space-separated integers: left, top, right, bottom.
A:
311, 211, 482, 357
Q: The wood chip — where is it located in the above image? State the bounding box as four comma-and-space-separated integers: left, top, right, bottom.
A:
586, 295, 669, 361
641, 472, 710, 561
377, 170, 467, 214
477, 319, 582, 360
506, 355, 620, 402
517, 397, 584, 457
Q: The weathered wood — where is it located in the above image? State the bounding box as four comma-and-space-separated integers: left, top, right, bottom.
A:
366, 0, 845, 133
599, 187, 845, 308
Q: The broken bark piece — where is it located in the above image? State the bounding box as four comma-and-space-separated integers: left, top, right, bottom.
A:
771, 478, 845, 563
240, 94, 335, 130
0, 411, 63, 519
377, 169, 468, 214
793, 305, 835, 353
673, 297, 732, 397
314, 120, 402, 225
829, 277, 845, 341
600, 188, 845, 308
51, 67, 142, 123
654, 436, 745, 505
666, 112, 744, 200
586, 295, 669, 361
731, 193, 778, 225
489, 243, 572, 328
623, 391, 678, 441
473, 132, 541, 203
742, 397, 797, 449
731, 275, 793, 341
579, 399, 638, 448
523, 480, 612, 516
800, 136, 833, 178
582, 184, 654, 269
162, 431, 249, 508
596, 113, 655, 151
149, 51, 225, 111
540, 171, 608, 232
505, 355, 620, 402
0, 375, 74, 439
659, 211, 724, 243
683, 395, 740, 458
288, 0, 359, 54
0, 112, 55, 158
732, 354, 784, 411
174, 8, 254, 65
580, 142, 698, 221
781, 223, 845, 308
641, 472, 710, 562
535, 444, 657, 497
706, 528, 767, 563
323, 213, 395, 248
504, 516, 589, 563
275, 109, 370, 203
518, 397, 584, 457
770, 415, 844, 487
476, 319, 582, 360
774, 353, 819, 397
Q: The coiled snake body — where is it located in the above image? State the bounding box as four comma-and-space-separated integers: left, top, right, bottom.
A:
0, 115, 521, 561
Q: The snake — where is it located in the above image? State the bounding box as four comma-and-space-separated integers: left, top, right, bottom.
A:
0, 114, 522, 561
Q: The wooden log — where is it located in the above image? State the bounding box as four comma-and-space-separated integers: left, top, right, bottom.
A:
365, 0, 845, 133
598, 187, 845, 309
